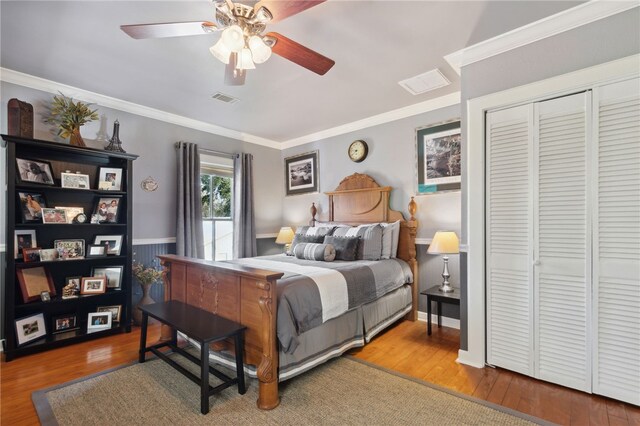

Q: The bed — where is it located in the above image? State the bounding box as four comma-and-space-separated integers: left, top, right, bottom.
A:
157, 173, 418, 409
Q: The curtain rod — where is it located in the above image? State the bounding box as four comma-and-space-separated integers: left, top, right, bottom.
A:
175, 142, 235, 159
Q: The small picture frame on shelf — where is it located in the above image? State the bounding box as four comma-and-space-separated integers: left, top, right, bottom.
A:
15, 313, 47, 345
54, 239, 85, 259
16, 158, 54, 185
40, 291, 51, 302
93, 235, 123, 255
52, 313, 79, 334
54, 206, 84, 224
97, 305, 122, 323
14, 229, 37, 259
92, 196, 122, 223
91, 266, 123, 289
38, 248, 59, 262
60, 172, 91, 190
16, 265, 56, 303
87, 312, 112, 333
81, 276, 107, 295
41, 208, 68, 224
23, 247, 41, 263
97, 167, 123, 191
62, 276, 81, 299
17, 191, 47, 222
86, 244, 108, 258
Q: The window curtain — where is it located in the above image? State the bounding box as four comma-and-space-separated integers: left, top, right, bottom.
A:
232, 153, 257, 259
176, 141, 204, 258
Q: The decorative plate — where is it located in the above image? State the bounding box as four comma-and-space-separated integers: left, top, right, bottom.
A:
141, 176, 158, 192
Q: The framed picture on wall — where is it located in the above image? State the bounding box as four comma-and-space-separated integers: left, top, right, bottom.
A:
415, 120, 461, 194
284, 150, 319, 196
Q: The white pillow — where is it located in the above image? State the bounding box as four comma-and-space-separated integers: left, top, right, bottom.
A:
381, 220, 401, 258
380, 223, 393, 259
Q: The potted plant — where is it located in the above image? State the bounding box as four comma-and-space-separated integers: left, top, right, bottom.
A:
132, 262, 163, 325
45, 92, 99, 147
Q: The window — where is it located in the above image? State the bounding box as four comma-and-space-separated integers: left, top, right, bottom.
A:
200, 154, 233, 261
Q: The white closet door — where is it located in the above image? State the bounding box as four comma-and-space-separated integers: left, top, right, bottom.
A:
486, 104, 534, 376
534, 92, 592, 392
592, 77, 640, 405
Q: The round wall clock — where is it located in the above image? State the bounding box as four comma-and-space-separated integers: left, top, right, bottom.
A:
348, 140, 368, 163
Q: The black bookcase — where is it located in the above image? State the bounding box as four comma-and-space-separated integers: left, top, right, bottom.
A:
2, 135, 138, 361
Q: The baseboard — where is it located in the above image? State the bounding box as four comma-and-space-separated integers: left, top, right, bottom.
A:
417, 311, 460, 330
456, 349, 485, 368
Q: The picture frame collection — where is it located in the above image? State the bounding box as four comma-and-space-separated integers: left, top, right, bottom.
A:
16, 159, 123, 192
18, 191, 122, 225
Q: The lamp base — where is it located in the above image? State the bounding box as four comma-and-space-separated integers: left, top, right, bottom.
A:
439, 283, 454, 293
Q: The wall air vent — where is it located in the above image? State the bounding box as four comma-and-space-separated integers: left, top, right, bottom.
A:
211, 92, 240, 104
398, 69, 450, 95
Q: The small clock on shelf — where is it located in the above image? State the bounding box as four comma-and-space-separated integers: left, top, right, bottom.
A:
348, 140, 368, 163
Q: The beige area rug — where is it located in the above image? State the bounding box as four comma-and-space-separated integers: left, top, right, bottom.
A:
34, 355, 547, 425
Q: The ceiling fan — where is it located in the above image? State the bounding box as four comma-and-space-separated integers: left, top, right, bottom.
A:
121, 0, 335, 85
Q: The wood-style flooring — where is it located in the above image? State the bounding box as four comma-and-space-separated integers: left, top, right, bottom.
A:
1, 320, 638, 425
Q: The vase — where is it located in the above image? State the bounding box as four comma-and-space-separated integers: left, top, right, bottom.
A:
133, 282, 156, 325
69, 127, 86, 147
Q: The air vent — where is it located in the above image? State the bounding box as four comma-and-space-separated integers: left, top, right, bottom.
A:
399, 69, 450, 95
211, 92, 240, 104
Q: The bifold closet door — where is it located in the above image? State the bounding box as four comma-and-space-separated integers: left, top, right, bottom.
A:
592, 77, 640, 405
534, 92, 591, 392
486, 104, 534, 376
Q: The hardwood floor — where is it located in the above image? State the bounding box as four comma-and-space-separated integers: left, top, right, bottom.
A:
1, 320, 638, 425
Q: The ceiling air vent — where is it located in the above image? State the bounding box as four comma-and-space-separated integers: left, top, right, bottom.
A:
211, 92, 240, 104
398, 69, 450, 95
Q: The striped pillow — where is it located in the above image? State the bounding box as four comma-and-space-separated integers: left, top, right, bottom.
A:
295, 226, 336, 238
287, 234, 324, 256
293, 243, 336, 262
332, 224, 383, 260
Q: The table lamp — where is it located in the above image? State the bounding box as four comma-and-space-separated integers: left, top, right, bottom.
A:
427, 231, 459, 293
275, 227, 295, 253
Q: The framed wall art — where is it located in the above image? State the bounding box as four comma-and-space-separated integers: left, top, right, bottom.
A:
16, 266, 56, 303
93, 235, 123, 255
97, 305, 122, 323
415, 120, 461, 194
87, 312, 112, 333
60, 173, 91, 190
52, 313, 79, 334
284, 151, 319, 196
97, 167, 123, 191
15, 313, 46, 345
91, 266, 123, 289
16, 158, 54, 185
93, 196, 121, 223
14, 229, 37, 259
17, 191, 47, 222
81, 276, 107, 295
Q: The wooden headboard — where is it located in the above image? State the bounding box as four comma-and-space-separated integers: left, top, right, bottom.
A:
311, 173, 419, 320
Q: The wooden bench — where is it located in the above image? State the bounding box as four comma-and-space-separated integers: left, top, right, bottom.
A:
138, 300, 247, 414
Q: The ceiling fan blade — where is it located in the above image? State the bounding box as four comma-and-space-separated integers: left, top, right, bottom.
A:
120, 21, 218, 39
224, 53, 246, 86
265, 32, 335, 76
254, 0, 325, 23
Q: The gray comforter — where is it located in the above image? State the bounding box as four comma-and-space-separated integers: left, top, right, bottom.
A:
231, 255, 413, 353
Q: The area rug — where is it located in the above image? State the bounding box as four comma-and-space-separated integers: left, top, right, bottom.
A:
33, 355, 546, 425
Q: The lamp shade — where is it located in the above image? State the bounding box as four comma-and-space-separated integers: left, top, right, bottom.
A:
248, 35, 272, 64
236, 48, 256, 70
276, 227, 295, 245
209, 39, 232, 64
221, 25, 245, 53
427, 231, 459, 255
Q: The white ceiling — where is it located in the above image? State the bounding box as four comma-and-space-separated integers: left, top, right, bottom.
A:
1, 1, 582, 143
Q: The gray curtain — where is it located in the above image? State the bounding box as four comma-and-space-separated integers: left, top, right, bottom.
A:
233, 153, 257, 259
176, 141, 204, 258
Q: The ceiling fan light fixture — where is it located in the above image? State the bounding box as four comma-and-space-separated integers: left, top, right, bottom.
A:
236, 48, 256, 70
210, 39, 232, 64
248, 35, 272, 64
254, 6, 273, 23
221, 25, 245, 52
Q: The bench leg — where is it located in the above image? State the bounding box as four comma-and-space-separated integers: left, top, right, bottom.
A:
200, 342, 210, 415
139, 313, 148, 363
234, 333, 246, 395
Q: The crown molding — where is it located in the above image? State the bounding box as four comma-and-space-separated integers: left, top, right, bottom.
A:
280, 92, 461, 149
445, 1, 639, 75
0, 68, 281, 150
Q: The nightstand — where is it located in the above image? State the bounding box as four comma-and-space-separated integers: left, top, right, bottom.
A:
421, 285, 461, 335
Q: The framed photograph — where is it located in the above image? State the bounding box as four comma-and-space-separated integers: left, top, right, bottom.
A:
62, 276, 81, 299
23, 247, 41, 263
55, 206, 84, 224
86, 244, 108, 257
14, 229, 37, 259
97, 167, 123, 191
16, 158, 54, 185
80, 276, 107, 295
91, 266, 123, 289
93, 196, 122, 223
87, 312, 112, 333
60, 172, 91, 190
415, 120, 461, 194
40, 291, 51, 302
97, 305, 122, 323
17, 191, 47, 222
41, 208, 68, 224
54, 239, 85, 259
93, 235, 123, 255
38, 248, 59, 262
284, 151, 319, 196
52, 313, 79, 334
16, 266, 56, 303
15, 313, 47, 345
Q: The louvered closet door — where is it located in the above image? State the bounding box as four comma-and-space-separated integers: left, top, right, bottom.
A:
534, 92, 591, 392
592, 78, 640, 405
486, 104, 534, 376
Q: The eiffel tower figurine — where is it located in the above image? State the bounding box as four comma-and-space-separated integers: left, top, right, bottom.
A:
105, 119, 126, 153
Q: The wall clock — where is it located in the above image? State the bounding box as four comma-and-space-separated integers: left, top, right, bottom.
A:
348, 140, 368, 163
